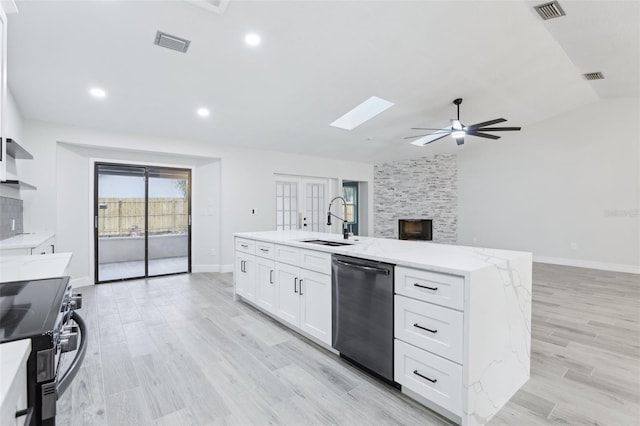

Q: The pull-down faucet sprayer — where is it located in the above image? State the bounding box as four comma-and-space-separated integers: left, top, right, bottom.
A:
327, 196, 350, 239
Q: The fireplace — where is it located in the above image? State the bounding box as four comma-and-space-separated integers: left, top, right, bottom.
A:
398, 219, 432, 241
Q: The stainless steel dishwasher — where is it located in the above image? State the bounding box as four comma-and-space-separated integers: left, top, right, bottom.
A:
332, 254, 395, 383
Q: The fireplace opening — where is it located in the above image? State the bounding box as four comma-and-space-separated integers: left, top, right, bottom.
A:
399, 219, 432, 241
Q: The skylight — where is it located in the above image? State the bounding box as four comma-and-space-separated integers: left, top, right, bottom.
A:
330, 96, 394, 130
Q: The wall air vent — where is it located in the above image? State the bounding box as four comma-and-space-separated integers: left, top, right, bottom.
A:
154, 31, 191, 53
534, 1, 566, 20
184, 0, 230, 15
583, 72, 605, 81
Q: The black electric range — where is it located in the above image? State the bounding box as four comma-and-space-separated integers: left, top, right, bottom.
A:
0, 277, 86, 426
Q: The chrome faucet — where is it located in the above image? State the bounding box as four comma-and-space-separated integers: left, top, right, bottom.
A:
327, 196, 350, 239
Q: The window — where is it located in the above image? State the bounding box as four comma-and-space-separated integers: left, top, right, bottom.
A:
342, 181, 358, 235
276, 181, 298, 230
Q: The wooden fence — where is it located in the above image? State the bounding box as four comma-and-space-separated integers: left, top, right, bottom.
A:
98, 197, 188, 237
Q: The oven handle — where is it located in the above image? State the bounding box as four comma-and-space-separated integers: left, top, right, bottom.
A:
56, 311, 88, 399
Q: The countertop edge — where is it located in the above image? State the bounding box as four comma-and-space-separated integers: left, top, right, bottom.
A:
234, 231, 532, 275
0, 339, 31, 407
0, 232, 56, 250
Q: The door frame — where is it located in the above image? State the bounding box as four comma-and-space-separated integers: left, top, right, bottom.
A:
93, 161, 192, 283
274, 174, 335, 232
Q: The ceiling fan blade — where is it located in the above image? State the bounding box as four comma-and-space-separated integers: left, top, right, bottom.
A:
474, 126, 521, 132
467, 131, 500, 140
466, 118, 506, 129
409, 133, 450, 146
404, 135, 431, 139
410, 127, 451, 131
455, 137, 465, 146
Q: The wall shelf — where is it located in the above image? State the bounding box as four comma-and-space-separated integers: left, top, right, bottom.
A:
5, 138, 34, 160
1, 180, 37, 190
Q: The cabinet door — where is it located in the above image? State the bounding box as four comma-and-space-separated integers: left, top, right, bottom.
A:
235, 253, 256, 301
274, 262, 300, 327
255, 257, 276, 314
299, 270, 332, 345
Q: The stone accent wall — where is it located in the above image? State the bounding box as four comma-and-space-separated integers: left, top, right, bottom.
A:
0, 196, 24, 240
374, 154, 457, 243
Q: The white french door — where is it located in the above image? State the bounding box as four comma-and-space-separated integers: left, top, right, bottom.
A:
275, 175, 331, 232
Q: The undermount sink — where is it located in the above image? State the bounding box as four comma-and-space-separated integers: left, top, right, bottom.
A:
301, 239, 353, 247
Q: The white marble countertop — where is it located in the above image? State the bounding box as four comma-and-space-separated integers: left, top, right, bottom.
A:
0, 339, 31, 412
235, 230, 531, 275
0, 253, 72, 283
0, 232, 55, 250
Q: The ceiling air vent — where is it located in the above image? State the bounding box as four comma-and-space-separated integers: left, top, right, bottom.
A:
534, 1, 566, 20
584, 72, 605, 81
154, 31, 191, 53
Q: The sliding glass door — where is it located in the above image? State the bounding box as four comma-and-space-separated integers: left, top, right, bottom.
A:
95, 163, 191, 283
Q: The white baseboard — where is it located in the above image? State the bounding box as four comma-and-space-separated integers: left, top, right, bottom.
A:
192, 264, 234, 273
71, 276, 93, 288
533, 255, 640, 274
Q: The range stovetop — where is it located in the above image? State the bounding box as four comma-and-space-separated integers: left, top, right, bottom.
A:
0, 277, 70, 344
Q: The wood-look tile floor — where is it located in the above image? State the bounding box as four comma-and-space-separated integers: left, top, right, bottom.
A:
57, 263, 640, 425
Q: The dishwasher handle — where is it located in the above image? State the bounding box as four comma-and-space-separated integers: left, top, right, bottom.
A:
334, 259, 391, 275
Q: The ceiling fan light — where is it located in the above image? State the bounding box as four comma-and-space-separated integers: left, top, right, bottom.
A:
451, 119, 462, 130
451, 130, 465, 139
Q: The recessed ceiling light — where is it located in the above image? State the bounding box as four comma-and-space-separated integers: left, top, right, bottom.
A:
330, 96, 394, 130
245, 33, 261, 47
89, 87, 106, 98
197, 108, 210, 117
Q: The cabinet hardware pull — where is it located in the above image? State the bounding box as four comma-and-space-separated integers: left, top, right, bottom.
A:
299, 279, 303, 296
260, 248, 268, 252
241, 244, 248, 248
241, 260, 245, 273
50, 244, 55, 254
413, 323, 438, 333
270, 270, 274, 284
294, 277, 298, 293
413, 370, 437, 383
414, 283, 438, 291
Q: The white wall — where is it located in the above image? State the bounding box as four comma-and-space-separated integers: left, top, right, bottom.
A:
457, 98, 640, 273
19, 120, 374, 286
0, 90, 23, 198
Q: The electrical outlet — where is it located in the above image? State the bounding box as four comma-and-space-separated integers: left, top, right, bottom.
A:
570, 242, 578, 250
11, 219, 15, 231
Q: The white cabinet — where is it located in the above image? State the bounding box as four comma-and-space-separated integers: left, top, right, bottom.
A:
235, 252, 255, 301
274, 261, 300, 326
393, 265, 465, 418
274, 261, 332, 345
255, 256, 276, 313
0, 340, 30, 426
298, 268, 331, 343
235, 238, 332, 347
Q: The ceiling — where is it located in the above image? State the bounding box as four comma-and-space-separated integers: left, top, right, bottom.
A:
7, 0, 639, 163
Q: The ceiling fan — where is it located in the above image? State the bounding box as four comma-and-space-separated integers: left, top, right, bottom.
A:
405, 98, 521, 146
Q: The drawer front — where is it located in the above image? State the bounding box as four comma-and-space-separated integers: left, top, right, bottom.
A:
395, 266, 464, 310
275, 244, 301, 266
394, 339, 462, 416
395, 295, 463, 364
236, 238, 255, 255
255, 241, 275, 260
300, 248, 331, 275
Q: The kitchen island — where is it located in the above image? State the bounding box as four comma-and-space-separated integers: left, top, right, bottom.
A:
234, 230, 532, 426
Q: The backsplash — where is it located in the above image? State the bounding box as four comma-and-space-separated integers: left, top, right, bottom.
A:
0, 196, 24, 240
374, 154, 457, 243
